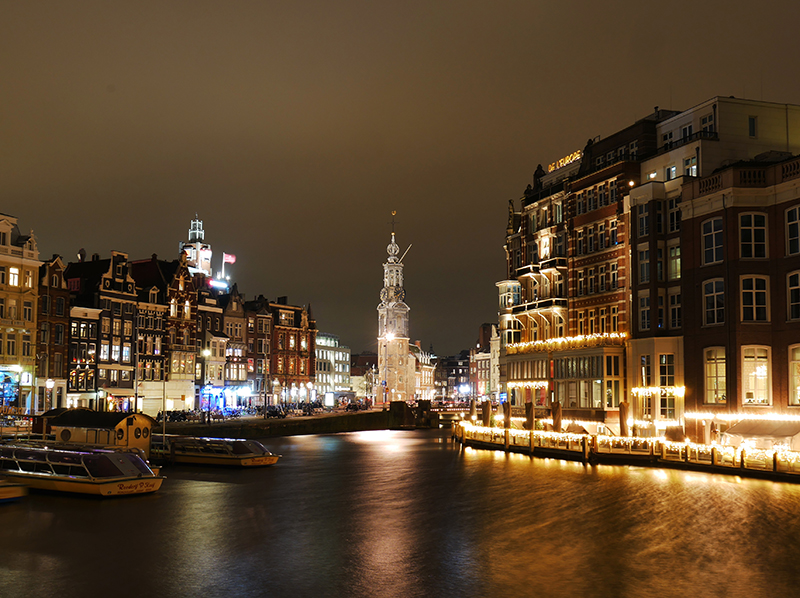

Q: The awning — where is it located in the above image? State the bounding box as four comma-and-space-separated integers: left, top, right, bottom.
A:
722, 420, 800, 451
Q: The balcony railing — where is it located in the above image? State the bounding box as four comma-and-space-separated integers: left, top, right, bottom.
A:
686, 155, 800, 201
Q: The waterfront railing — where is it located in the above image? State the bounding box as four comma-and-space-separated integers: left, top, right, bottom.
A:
456, 422, 800, 480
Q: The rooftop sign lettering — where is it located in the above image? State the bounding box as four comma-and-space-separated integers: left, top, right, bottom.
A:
547, 150, 582, 173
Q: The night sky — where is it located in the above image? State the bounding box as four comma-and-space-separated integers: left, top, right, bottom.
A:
3, 1, 800, 355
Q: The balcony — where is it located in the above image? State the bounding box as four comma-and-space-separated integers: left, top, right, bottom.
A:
506, 332, 628, 355
656, 130, 719, 156
514, 264, 539, 277
685, 154, 800, 201
539, 257, 567, 271
510, 298, 567, 315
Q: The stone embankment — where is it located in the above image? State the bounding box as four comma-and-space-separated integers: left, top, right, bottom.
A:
164, 401, 433, 439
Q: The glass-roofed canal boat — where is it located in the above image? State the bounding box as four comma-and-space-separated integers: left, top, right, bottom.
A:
0, 445, 164, 496
151, 435, 280, 467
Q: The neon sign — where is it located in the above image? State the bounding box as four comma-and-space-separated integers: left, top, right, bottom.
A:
547, 150, 582, 173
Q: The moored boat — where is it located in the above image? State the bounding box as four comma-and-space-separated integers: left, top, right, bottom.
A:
151, 435, 280, 467
0, 445, 164, 497
0, 480, 26, 503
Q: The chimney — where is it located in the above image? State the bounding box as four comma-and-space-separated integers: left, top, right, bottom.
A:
91, 253, 100, 261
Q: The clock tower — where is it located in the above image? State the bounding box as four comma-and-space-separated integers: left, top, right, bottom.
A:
378, 219, 411, 404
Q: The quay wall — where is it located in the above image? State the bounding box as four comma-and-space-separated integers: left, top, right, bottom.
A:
166, 411, 395, 439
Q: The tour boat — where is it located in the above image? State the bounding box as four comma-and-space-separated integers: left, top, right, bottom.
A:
0, 445, 164, 497
0, 480, 27, 503
151, 434, 281, 467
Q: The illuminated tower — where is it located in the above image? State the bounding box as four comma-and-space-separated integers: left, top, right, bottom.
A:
377, 216, 411, 403
179, 215, 213, 277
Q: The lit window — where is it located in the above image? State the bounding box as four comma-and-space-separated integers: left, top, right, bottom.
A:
790, 346, 800, 406
9, 267, 19, 286
640, 355, 651, 386
683, 156, 697, 177
742, 346, 770, 405
659, 354, 675, 386
704, 348, 726, 404
668, 246, 681, 280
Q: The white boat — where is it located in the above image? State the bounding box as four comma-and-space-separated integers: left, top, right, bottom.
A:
0, 445, 164, 497
151, 435, 280, 467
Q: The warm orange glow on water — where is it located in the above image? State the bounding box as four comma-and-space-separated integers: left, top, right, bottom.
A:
6, 429, 800, 597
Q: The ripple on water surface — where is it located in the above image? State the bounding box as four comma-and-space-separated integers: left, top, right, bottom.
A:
3, 430, 800, 598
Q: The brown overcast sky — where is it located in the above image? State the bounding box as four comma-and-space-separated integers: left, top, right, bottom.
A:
2, 1, 800, 355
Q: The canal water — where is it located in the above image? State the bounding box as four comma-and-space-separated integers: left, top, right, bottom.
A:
3, 428, 800, 598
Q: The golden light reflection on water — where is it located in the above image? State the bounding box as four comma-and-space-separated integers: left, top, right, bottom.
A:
9, 430, 800, 598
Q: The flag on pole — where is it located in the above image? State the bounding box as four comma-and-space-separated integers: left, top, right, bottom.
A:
223, 253, 236, 264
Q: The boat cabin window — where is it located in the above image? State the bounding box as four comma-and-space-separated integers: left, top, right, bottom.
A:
83, 454, 125, 478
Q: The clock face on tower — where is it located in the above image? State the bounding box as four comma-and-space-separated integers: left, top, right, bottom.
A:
381, 287, 405, 303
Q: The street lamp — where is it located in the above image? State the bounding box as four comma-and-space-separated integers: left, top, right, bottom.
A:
202, 348, 211, 421
45, 378, 54, 413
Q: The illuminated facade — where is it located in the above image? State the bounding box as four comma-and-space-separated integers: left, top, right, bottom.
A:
244, 296, 273, 407
195, 284, 226, 410
315, 332, 351, 397
630, 97, 800, 438
36, 255, 69, 411
499, 108, 681, 429
411, 342, 435, 401
268, 297, 316, 403
377, 229, 411, 403
0, 214, 41, 413
65, 251, 137, 411
179, 215, 213, 278
220, 285, 248, 407
680, 154, 800, 441
130, 253, 198, 414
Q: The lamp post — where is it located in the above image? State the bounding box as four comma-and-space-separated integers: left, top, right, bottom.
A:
45, 378, 54, 413
202, 348, 211, 423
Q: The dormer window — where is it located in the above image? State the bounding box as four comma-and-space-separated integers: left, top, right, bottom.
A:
150, 289, 158, 303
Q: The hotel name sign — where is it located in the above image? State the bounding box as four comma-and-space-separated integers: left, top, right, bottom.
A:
547, 150, 582, 173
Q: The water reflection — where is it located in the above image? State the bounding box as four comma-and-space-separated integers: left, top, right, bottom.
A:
2, 429, 800, 597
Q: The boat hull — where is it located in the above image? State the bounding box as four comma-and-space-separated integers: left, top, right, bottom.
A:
0, 481, 27, 503
153, 451, 280, 467
2, 473, 164, 497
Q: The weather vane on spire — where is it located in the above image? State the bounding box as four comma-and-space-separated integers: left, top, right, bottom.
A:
390, 210, 397, 233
